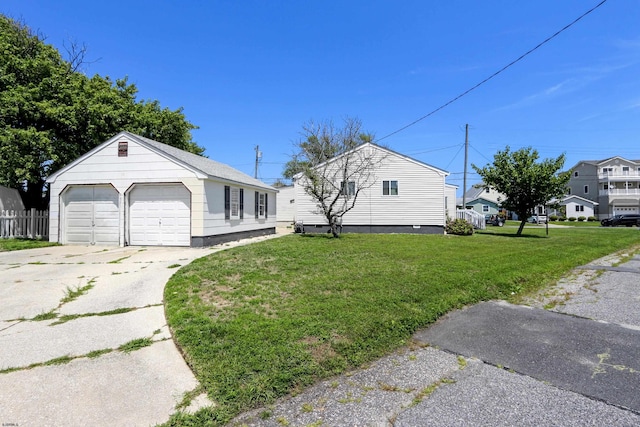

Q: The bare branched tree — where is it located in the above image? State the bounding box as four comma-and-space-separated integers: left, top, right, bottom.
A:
63, 38, 99, 73
293, 117, 383, 237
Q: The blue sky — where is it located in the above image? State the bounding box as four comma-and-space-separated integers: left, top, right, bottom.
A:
2, 1, 639, 195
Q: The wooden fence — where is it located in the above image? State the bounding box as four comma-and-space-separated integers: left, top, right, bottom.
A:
0, 209, 49, 239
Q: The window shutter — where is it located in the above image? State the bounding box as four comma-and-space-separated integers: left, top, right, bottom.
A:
240, 189, 244, 219
224, 186, 230, 220
265, 194, 268, 218
255, 191, 259, 219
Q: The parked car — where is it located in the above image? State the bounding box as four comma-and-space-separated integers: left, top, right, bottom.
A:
485, 214, 505, 227
527, 215, 548, 224
600, 214, 640, 227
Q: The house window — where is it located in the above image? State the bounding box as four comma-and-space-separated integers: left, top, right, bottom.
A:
230, 188, 240, 219
340, 181, 356, 196
255, 192, 268, 218
602, 167, 613, 175
603, 183, 609, 190
584, 185, 589, 194
225, 186, 243, 220
576, 205, 584, 212
383, 180, 398, 196
482, 205, 489, 213
573, 171, 578, 177
622, 166, 630, 176
118, 141, 128, 157
485, 188, 490, 193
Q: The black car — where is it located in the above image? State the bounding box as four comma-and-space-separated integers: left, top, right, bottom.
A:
600, 214, 640, 227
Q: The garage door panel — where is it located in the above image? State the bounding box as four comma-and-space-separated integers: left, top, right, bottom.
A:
128, 184, 191, 247
64, 186, 120, 245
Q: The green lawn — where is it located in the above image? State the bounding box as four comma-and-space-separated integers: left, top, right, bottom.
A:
164, 227, 640, 425
0, 238, 59, 251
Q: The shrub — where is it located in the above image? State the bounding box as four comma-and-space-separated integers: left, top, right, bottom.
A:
446, 218, 474, 235
558, 217, 566, 222
587, 216, 596, 222
568, 217, 577, 222
578, 216, 586, 222
549, 215, 558, 221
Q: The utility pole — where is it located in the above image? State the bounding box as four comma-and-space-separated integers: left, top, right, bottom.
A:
462, 124, 469, 210
254, 145, 262, 179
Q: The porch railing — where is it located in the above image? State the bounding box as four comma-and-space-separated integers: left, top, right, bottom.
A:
0, 209, 49, 239
456, 209, 486, 230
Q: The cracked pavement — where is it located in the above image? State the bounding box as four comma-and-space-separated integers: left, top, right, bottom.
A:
0, 245, 215, 426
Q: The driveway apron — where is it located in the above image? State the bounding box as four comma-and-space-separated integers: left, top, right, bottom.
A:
0, 245, 215, 426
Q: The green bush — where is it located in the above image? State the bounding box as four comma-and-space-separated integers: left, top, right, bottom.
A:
558, 217, 567, 222
446, 218, 474, 235
549, 215, 558, 221
568, 217, 577, 222
578, 216, 586, 222
587, 216, 596, 222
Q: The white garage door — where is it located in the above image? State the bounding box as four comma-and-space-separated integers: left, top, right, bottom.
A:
64, 185, 120, 245
128, 184, 191, 246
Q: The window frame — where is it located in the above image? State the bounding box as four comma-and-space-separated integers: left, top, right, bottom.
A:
340, 180, 356, 196
230, 187, 240, 219
255, 191, 268, 219
382, 180, 399, 196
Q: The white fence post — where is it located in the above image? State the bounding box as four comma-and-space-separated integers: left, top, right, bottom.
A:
0, 209, 49, 239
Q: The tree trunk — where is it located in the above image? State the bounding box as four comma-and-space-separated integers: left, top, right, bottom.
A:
517, 220, 526, 235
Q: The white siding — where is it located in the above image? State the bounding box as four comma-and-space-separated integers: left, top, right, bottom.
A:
276, 186, 296, 224
201, 180, 277, 237
445, 184, 457, 220
294, 147, 447, 227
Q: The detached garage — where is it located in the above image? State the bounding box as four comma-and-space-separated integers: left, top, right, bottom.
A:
47, 132, 277, 247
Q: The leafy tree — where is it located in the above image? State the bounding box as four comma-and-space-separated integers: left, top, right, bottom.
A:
0, 15, 202, 209
472, 146, 569, 235
291, 117, 380, 237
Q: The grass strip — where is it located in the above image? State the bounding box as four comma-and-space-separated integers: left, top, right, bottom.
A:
0, 238, 59, 252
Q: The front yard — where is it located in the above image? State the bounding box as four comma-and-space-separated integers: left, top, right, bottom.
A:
164, 227, 639, 425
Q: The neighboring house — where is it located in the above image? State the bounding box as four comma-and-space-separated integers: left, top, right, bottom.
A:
275, 185, 296, 226
458, 184, 505, 217
445, 183, 458, 220
0, 185, 25, 211
568, 157, 640, 218
46, 131, 277, 247
293, 143, 450, 234
548, 195, 598, 219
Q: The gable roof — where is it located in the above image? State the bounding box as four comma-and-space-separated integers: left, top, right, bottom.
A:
47, 131, 275, 191
293, 142, 449, 179
551, 195, 599, 206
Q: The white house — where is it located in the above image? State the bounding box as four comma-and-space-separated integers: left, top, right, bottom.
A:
275, 185, 296, 226
294, 143, 450, 234
46, 131, 277, 247
549, 195, 598, 219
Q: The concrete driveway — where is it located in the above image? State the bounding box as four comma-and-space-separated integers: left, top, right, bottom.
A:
0, 244, 217, 426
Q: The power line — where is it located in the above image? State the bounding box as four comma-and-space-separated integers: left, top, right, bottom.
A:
375, 0, 609, 143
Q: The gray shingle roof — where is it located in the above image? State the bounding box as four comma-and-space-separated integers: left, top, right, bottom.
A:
123, 131, 275, 191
